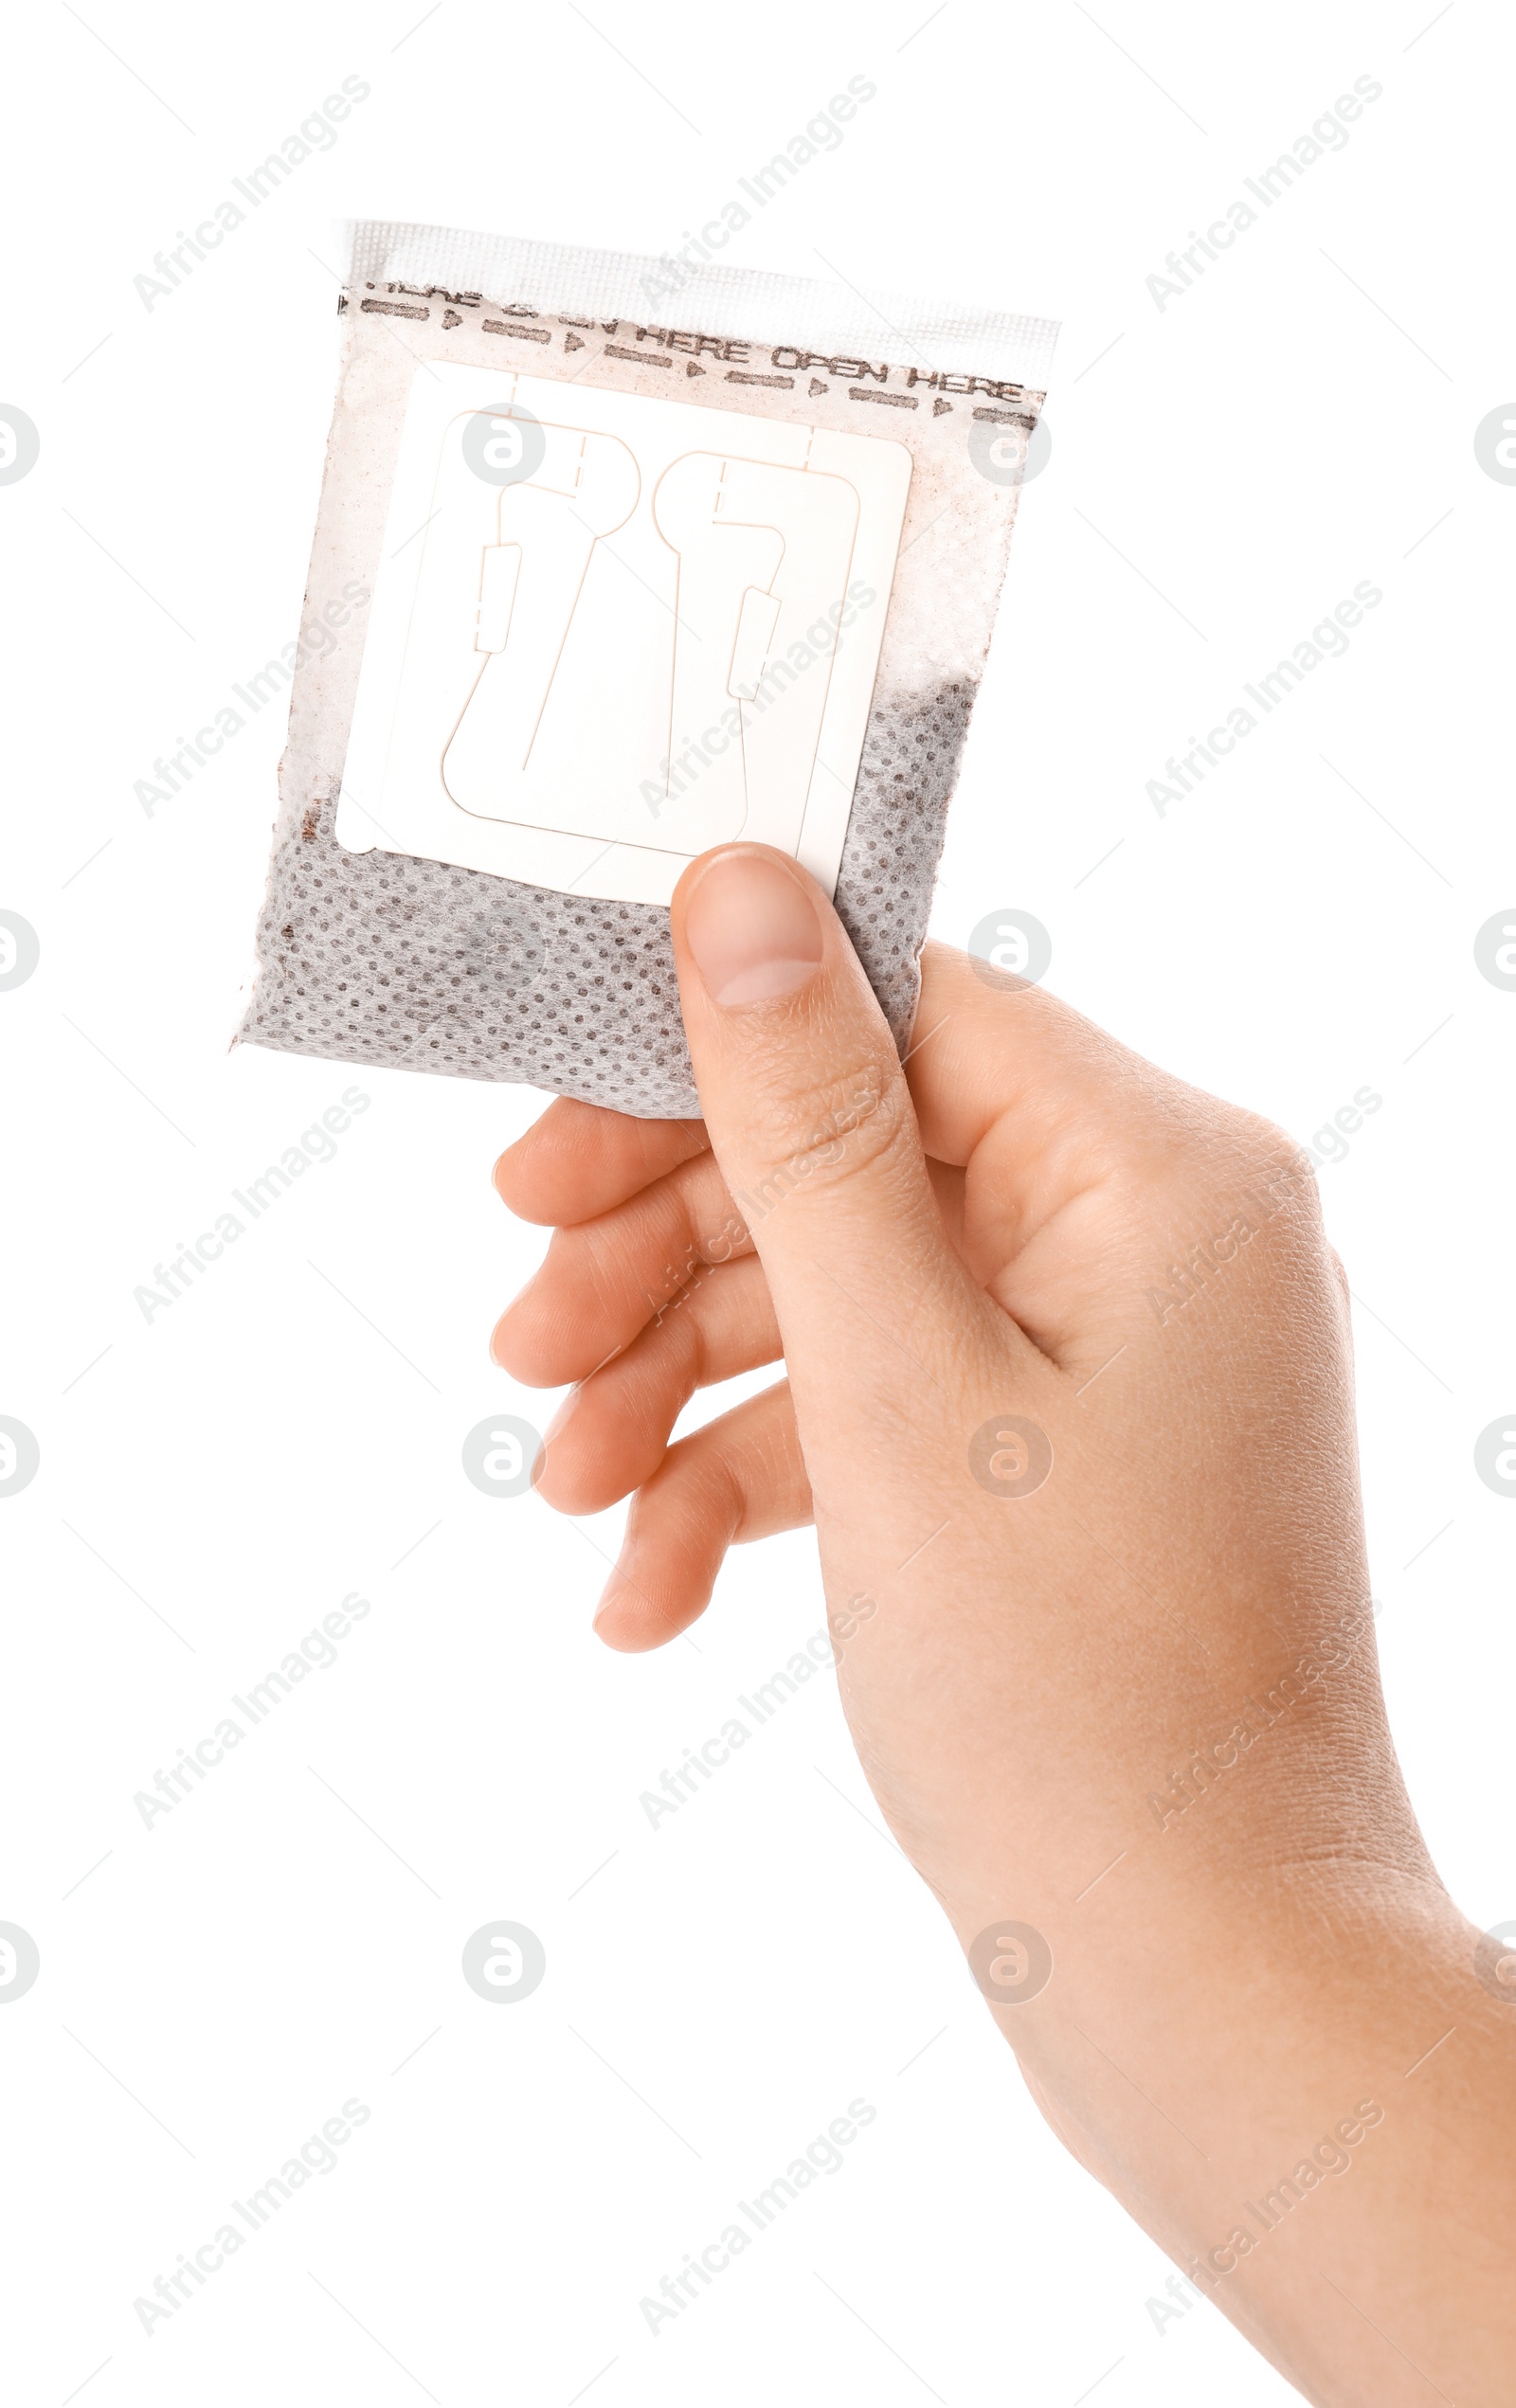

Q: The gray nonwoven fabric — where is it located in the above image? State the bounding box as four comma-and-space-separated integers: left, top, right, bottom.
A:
236, 222, 1056, 1119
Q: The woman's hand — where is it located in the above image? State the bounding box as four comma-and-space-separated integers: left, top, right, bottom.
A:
493, 844, 1514, 2405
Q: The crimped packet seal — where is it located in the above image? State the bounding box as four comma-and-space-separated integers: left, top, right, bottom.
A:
237, 219, 1057, 1117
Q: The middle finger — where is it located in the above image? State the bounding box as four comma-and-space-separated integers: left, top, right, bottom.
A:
492, 1148, 754, 1384
534, 1252, 783, 1514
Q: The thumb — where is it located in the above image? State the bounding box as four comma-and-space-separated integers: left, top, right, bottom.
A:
670, 845, 1044, 1522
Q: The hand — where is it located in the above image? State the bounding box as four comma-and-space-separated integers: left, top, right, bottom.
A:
494, 844, 1515, 2404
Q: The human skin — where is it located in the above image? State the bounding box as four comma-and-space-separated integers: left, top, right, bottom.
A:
492, 843, 1516, 2403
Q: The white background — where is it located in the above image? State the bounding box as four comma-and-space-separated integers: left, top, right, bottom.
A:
2, 4, 1512, 2402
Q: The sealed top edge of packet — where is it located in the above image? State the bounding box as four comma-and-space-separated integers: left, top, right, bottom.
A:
236, 218, 1059, 1119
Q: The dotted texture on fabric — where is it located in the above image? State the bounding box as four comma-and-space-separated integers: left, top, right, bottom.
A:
240, 679, 977, 1119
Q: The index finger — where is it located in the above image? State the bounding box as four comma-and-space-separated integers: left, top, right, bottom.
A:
906, 942, 1182, 1175
494, 1096, 709, 1225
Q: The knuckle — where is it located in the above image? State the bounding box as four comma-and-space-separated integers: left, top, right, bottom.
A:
1151, 1104, 1320, 1221
1129, 1104, 1333, 1308
572, 1212, 659, 1321
735, 1055, 910, 1208
1236, 1109, 1313, 1179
